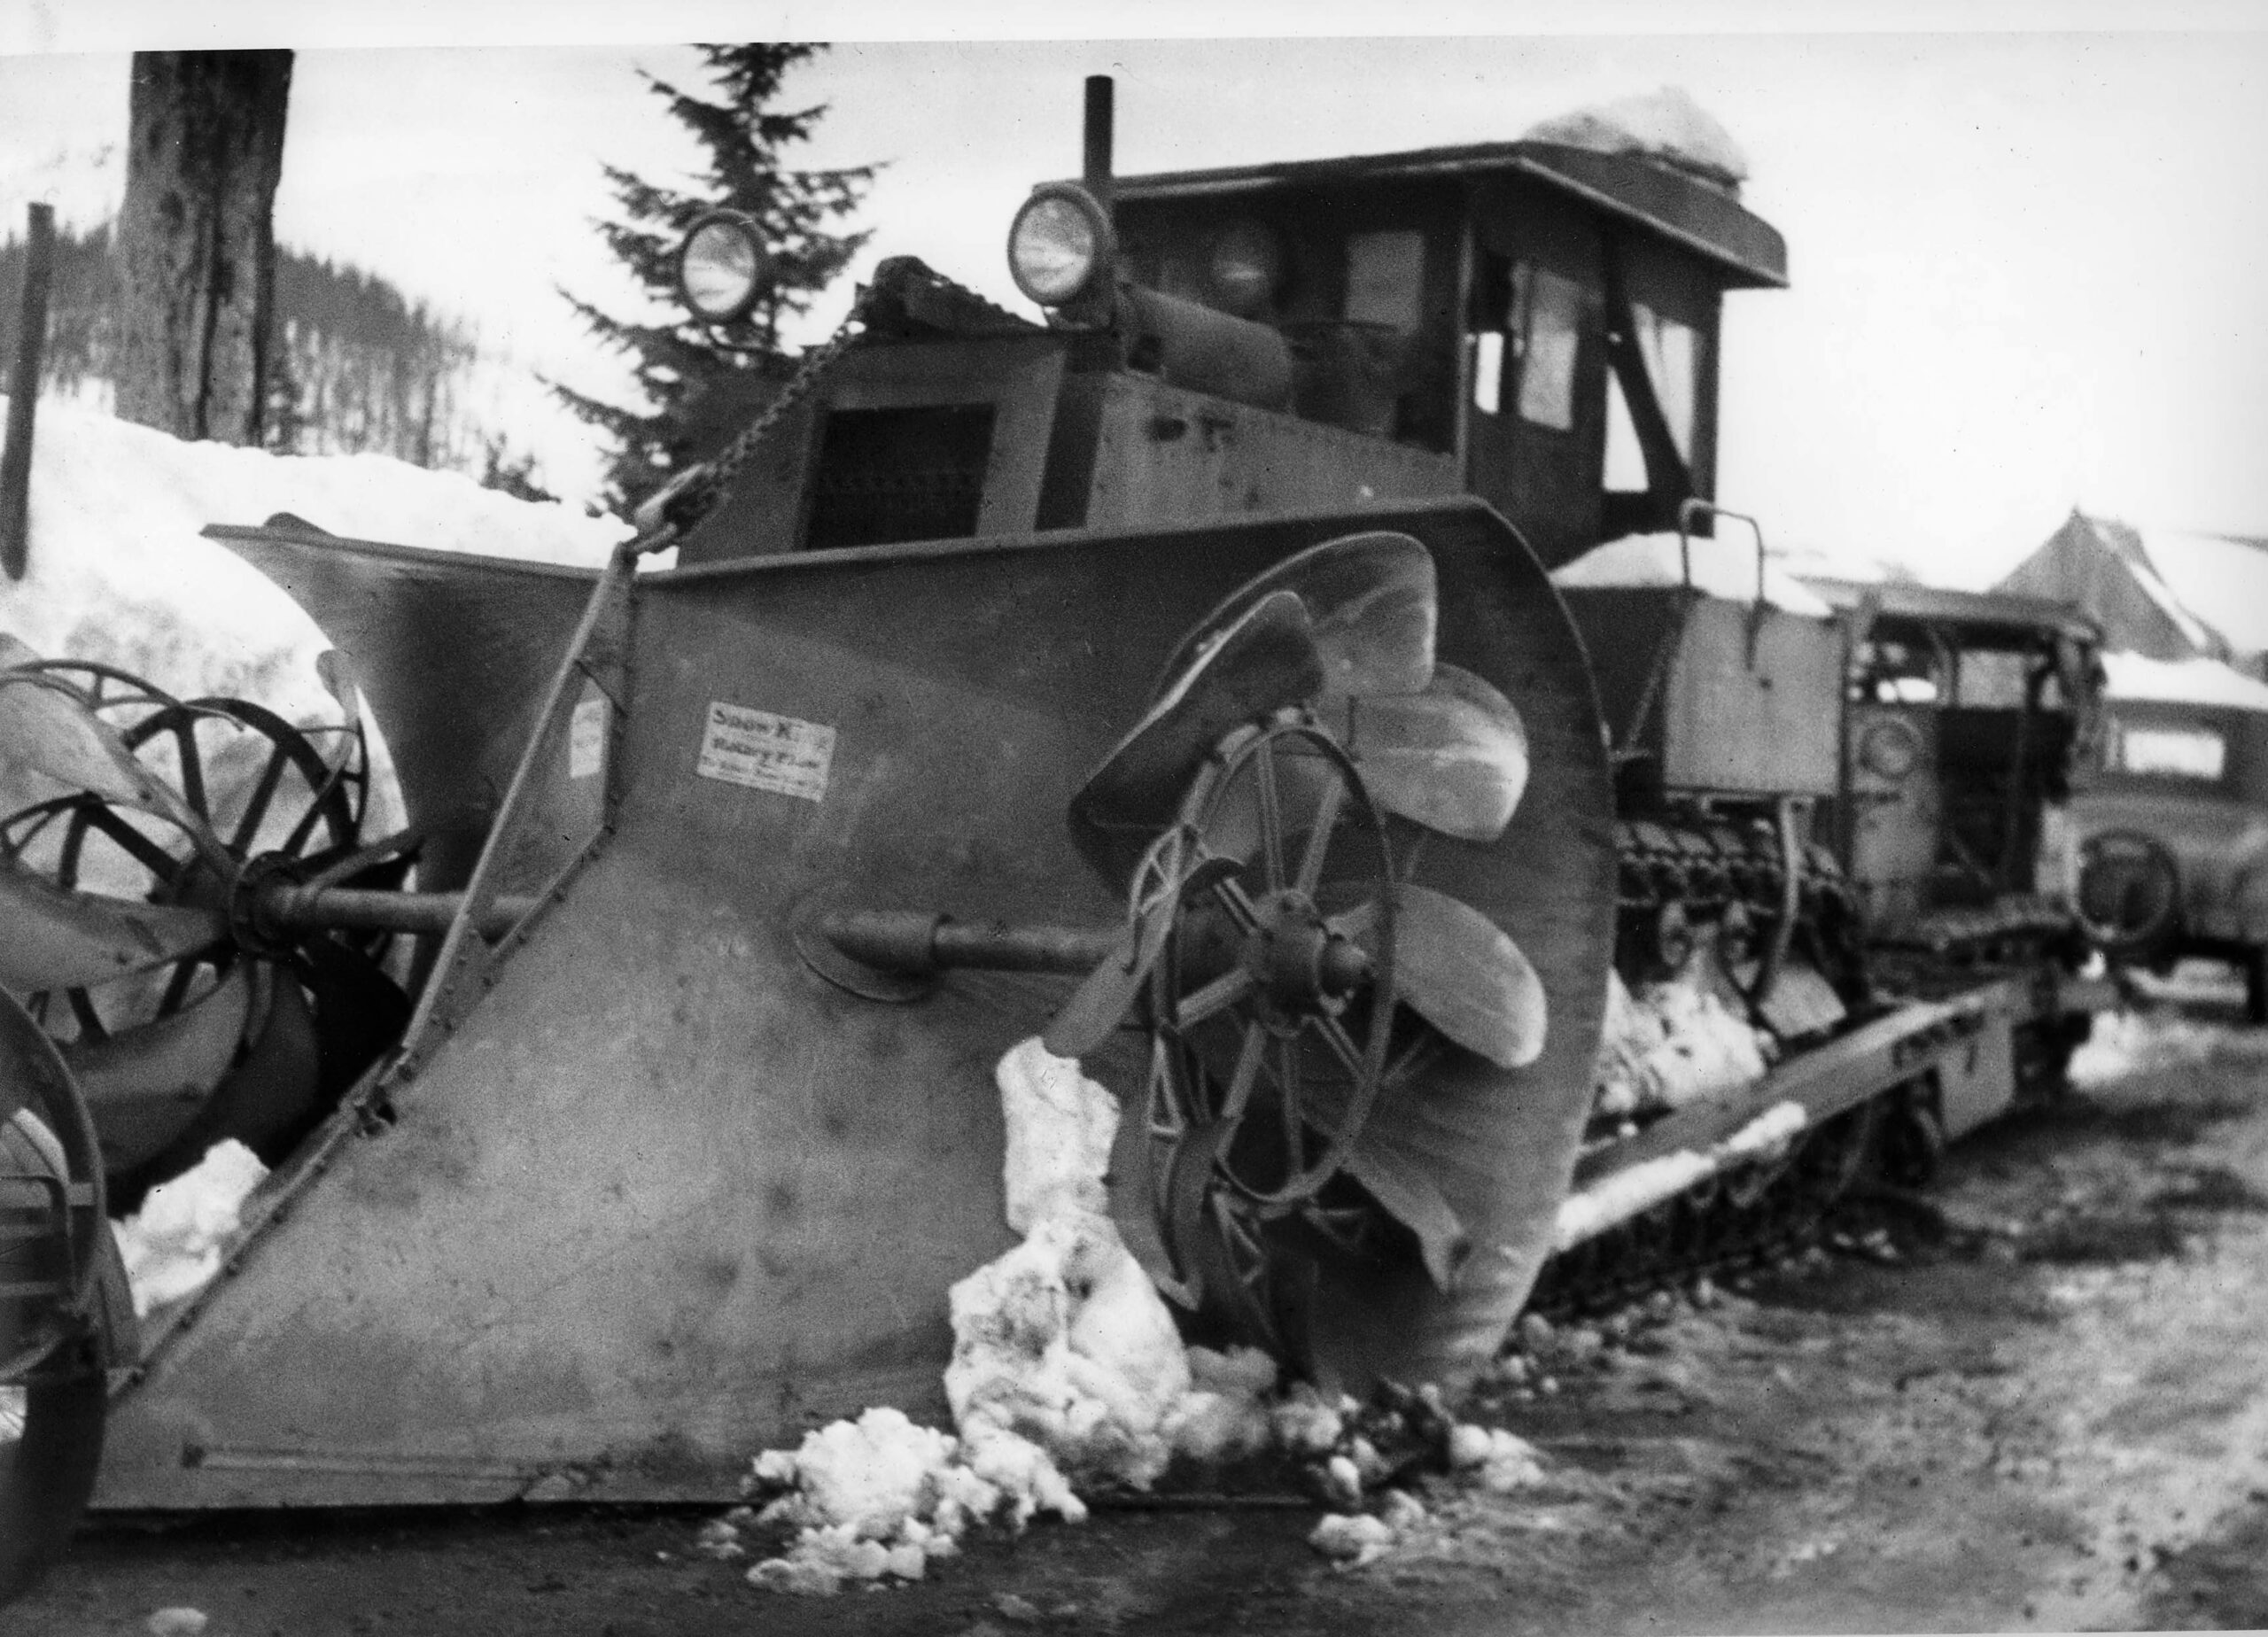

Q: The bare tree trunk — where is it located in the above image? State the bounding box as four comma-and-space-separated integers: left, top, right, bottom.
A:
113, 50, 292, 445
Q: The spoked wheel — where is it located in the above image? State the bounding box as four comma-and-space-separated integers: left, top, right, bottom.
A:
0, 663, 378, 1198
1, 672, 361, 1046
1, 997, 122, 1604
1143, 714, 1408, 1355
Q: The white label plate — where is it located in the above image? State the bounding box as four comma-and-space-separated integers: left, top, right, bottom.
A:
569, 694, 608, 780
695, 702, 835, 802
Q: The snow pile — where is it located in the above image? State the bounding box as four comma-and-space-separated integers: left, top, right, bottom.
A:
737, 1039, 1281, 1594
944, 1037, 1220, 1502
1522, 86, 1750, 190
1306, 1396, 1545, 1570
2101, 650, 2268, 713
0, 396, 626, 730
111, 1139, 268, 1317
1592, 966, 1775, 1121
1552, 531, 1835, 617
734, 1408, 990, 1594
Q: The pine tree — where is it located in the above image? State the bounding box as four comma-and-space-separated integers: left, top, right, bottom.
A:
555, 44, 872, 517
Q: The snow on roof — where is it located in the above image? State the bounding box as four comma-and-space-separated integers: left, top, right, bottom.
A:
1551, 531, 1835, 617
2135, 528, 2268, 656
1520, 86, 1750, 190
2101, 649, 2268, 712
0, 396, 628, 727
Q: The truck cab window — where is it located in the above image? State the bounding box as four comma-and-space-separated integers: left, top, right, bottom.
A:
2113, 721, 2227, 781
1604, 300, 1697, 492
1512, 262, 1582, 431
1465, 255, 1581, 431
1343, 229, 1425, 331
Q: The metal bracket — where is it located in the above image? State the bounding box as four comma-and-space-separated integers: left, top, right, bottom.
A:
1676, 497, 1774, 668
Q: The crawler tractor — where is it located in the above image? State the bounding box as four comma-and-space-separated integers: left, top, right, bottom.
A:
1, 79, 2112, 1591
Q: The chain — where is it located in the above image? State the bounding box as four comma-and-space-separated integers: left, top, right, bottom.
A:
630, 283, 880, 550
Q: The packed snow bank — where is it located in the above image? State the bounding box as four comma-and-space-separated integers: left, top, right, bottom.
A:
0, 395, 627, 729
1552, 531, 1835, 617
111, 1139, 268, 1318
1555, 1101, 1806, 1252
2101, 650, 2268, 713
1522, 86, 1749, 190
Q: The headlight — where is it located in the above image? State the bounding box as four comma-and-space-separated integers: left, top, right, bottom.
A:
1007, 182, 1115, 311
677, 209, 768, 325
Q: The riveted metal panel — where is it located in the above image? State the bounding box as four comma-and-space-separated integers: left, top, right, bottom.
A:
1082, 375, 1459, 532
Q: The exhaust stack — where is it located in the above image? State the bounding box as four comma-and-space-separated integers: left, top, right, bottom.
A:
1084, 74, 1114, 213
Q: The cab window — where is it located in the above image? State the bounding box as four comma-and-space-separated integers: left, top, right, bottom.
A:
2112, 720, 2226, 780
1467, 257, 1581, 432
1604, 301, 1698, 490
1343, 229, 1425, 331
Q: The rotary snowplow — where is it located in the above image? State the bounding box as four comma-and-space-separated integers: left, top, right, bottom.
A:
4, 490, 1611, 1527
4, 77, 2113, 1591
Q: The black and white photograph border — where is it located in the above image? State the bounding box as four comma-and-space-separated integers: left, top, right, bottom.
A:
4, 2, 2268, 1633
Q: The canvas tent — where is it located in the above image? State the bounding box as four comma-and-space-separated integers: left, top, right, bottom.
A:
1997, 510, 2268, 671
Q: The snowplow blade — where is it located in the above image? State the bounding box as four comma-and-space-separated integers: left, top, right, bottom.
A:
95, 498, 1614, 1508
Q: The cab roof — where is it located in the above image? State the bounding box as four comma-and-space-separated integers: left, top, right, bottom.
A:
1803, 577, 2103, 644
1102, 139, 1789, 290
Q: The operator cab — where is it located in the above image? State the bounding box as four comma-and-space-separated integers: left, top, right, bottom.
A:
662, 89, 1787, 571
1107, 121, 1786, 566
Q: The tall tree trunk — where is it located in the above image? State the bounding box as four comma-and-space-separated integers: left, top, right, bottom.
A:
113, 50, 292, 445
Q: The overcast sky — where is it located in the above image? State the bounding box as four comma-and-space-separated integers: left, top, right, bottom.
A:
1, 7, 2264, 586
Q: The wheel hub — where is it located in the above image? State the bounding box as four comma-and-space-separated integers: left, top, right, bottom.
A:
1239, 888, 1366, 1023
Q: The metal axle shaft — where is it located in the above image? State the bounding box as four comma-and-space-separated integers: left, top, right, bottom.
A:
259, 885, 540, 942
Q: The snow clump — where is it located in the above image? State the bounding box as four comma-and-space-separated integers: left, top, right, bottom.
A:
1591, 966, 1775, 1121
1522, 85, 1750, 190
112, 1139, 268, 1316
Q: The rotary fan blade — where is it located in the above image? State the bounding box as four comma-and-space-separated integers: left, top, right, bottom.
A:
1334, 882, 1547, 1070
1156, 531, 1437, 703
1044, 855, 1236, 1059
0, 855, 229, 994
1342, 1135, 1470, 1291
1074, 589, 1324, 835
66, 964, 256, 1175
1042, 906, 1174, 1061
1347, 663, 1530, 843
0, 662, 215, 844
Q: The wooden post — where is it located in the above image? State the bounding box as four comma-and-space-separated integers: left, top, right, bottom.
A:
0, 200, 54, 581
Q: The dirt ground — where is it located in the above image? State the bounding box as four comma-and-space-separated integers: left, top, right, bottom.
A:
16, 989, 2268, 1637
